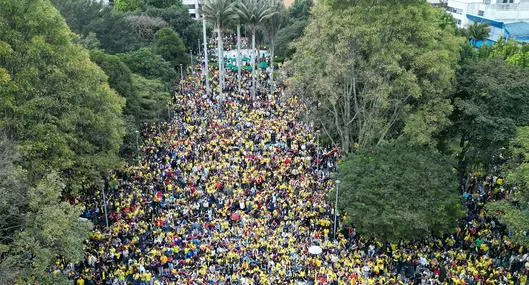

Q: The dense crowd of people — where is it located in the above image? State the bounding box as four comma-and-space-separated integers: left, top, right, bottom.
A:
67, 60, 529, 285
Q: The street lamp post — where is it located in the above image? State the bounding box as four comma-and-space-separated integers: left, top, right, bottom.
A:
316, 130, 320, 172
102, 176, 110, 229
180, 64, 183, 81
333, 179, 340, 241
135, 130, 139, 156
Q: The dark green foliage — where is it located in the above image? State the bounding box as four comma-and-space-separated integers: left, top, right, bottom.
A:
144, 0, 179, 8
1, 172, 92, 285
153, 27, 187, 67
52, 0, 166, 53
92, 13, 149, 53
442, 59, 529, 175
114, 0, 142, 12
0, 137, 27, 254
88, 50, 171, 158
89, 50, 137, 109
335, 140, 465, 242
119, 47, 177, 84
50, 0, 107, 34
275, 19, 308, 60
142, 5, 200, 53
275, 0, 313, 60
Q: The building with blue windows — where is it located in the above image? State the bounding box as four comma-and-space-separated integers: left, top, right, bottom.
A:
439, 0, 529, 45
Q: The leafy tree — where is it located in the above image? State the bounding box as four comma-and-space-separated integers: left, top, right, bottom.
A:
88, 50, 171, 157
0, 136, 27, 258
288, 0, 462, 152
441, 59, 529, 184
144, 0, 178, 8
153, 27, 187, 67
0, 0, 125, 190
1, 172, 92, 285
0, 136, 91, 284
52, 0, 148, 53
478, 38, 529, 68
143, 4, 202, 52
119, 47, 177, 84
289, 0, 312, 19
51, 0, 107, 34
132, 74, 171, 123
125, 14, 167, 41
275, 18, 308, 60
486, 126, 529, 247
75, 31, 101, 50
334, 140, 465, 242
114, 0, 142, 12
274, 0, 313, 60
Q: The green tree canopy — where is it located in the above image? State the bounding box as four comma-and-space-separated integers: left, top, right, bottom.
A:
486, 126, 529, 247
275, 0, 314, 60
119, 47, 177, 85
440, 59, 529, 178
335, 140, 465, 242
287, 0, 463, 152
0, 0, 125, 190
478, 38, 529, 68
88, 50, 171, 158
114, 0, 142, 12
153, 27, 186, 67
0, 136, 91, 284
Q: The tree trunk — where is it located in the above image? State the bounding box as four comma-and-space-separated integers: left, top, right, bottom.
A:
202, 15, 209, 95
269, 36, 275, 95
237, 24, 241, 96
251, 29, 256, 102
217, 21, 223, 106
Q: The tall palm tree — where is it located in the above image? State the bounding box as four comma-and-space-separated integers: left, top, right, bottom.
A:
264, 0, 284, 95
201, 0, 238, 103
234, 4, 243, 96
237, 0, 276, 101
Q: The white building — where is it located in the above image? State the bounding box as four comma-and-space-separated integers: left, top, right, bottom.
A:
182, 0, 203, 19
444, 0, 529, 28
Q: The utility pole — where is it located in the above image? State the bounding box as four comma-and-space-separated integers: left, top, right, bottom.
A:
102, 176, 110, 229
180, 64, 183, 81
202, 14, 210, 95
333, 180, 340, 241
237, 24, 241, 95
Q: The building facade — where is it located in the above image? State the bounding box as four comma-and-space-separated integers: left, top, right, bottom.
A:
444, 0, 529, 28
182, 0, 202, 19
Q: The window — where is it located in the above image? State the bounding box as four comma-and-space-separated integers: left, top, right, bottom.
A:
446, 6, 463, 14
456, 19, 462, 25
501, 0, 514, 3
478, 10, 484, 16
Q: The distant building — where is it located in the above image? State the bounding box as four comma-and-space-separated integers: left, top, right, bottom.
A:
182, 0, 202, 19
432, 0, 529, 44
442, 0, 529, 28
